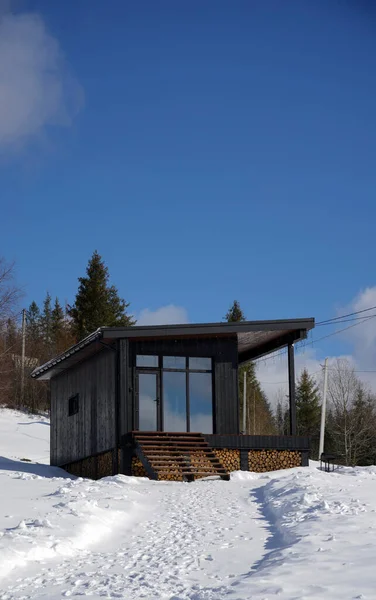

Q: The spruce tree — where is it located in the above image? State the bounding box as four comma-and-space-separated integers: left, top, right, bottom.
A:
69, 250, 135, 340
51, 298, 66, 353
276, 400, 284, 435
225, 300, 246, 322
224, 300, 275, 434
296, 369, 321, 457
40, 292, 53, 350
26, 301, 41, 344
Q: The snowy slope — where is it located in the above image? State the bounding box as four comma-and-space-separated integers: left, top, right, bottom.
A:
1, 408, 376, 599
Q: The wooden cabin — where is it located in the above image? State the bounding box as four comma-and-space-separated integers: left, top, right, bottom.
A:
31, 318, 314, 481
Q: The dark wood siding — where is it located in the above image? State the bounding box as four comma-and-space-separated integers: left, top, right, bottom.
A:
50, 348, 116, 466
122, 335, 239, 435
204, 434, 310, 450
118, 338, 131, 439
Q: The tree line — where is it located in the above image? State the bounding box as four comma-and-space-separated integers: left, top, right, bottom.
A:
1, 253, 376, 467
0, 251, 133, 412
226, 299, 376, 466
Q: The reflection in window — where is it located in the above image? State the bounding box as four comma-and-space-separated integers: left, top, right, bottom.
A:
138, 372, 158, 430
189, 357, 212, 371
163, 371, 187, 432
163, 356, 186, 369
136, 355, 158, 368
189, 372, 213, 433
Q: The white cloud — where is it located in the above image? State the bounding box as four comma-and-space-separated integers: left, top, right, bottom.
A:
137, 305, 189, 326
256, 286, 376, 408
0, 10, 83, 150
338, 287, 376, 368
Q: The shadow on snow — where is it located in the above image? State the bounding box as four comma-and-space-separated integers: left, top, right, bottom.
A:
0, 456, 72, 479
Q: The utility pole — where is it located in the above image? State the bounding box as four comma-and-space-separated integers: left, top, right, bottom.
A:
21, 308, 26, 405
318, 358, 329, 460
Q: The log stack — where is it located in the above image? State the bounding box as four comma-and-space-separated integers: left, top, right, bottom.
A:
130, 432, 229, 481
213, 449, 240, 472
131, 457, 148, 477
248, 449, 301, 472
189, 450, 217, 474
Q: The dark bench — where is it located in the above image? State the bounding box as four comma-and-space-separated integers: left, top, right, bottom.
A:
320, 453, 337, 472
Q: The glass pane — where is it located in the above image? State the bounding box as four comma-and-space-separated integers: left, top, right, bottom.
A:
163, 356, 186, 369
189, 372, 213, 433
163, 371, 187, 432
138, 373, 158, 430
189, 357, 212, 371
136, 355, 158, 367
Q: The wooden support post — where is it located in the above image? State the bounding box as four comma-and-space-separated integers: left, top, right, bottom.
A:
288, 343, 297, 435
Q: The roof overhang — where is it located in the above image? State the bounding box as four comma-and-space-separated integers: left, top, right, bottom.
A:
31, 318, 314, 380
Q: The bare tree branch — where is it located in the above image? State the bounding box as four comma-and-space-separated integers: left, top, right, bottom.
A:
0, 257, 21, 326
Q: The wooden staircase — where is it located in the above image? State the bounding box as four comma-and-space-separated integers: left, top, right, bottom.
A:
132, 432, 230, 482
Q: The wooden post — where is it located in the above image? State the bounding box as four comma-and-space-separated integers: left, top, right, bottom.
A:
288, 343, 296, 435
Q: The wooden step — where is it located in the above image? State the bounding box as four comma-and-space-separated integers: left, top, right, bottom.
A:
137, 437, 208, 444
148, 456, 224, 465
131, 431, 229, 483
134, 435, 206, 442
132, 431, 203, 436
155, 468, 227, 475
151, 462, 227, 471
149, 460, 223, 468
139, 441, 208, 447
140, 445, 209, 451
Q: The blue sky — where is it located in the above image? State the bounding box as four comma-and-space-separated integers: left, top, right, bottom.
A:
1, 0, 376, 373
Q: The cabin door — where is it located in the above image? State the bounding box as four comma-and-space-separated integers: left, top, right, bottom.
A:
135, 370, 161, 431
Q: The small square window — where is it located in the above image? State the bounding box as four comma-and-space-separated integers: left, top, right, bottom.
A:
136, 355, 158, 367
189, 357, 212, 371
68, 394, 79, 416
163, 356, 186, 369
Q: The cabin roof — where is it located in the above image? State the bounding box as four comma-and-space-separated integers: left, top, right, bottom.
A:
31, 318, 315, 380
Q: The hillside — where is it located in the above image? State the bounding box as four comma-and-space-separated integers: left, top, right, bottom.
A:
0, 408, 375, 599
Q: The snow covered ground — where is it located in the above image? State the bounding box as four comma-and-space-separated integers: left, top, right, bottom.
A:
1, 408, 376, 599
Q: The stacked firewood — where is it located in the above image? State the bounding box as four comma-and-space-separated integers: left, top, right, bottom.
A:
213, 449, 240, 472
97, 451, 113, 478
131, 457, 148, 477
157, 469, 183, 482
248, 449, 301, 472
190, 450, 215, 473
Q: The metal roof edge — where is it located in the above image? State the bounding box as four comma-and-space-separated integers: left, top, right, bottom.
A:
30, 318, 315, 380
31, 328, 103, 379
101, 318, 315, 339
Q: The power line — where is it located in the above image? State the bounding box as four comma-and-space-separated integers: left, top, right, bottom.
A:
306, 313, 376, 345
316, 304, 376, 325
316, 314, 376, 326
255, 312, 376, 366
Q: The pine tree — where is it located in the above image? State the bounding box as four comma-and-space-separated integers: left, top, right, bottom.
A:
225, 300, 246, 322
69, 250, 135, 340
224, 301, 275, 434
40, 292, 53, 350
296, 369, 321, 457
26, 301, 41, 345
51, 298, 66, 353
276, 399, 284, 435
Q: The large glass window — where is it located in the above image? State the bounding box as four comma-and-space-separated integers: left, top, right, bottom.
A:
189, 372, 213, 433
163, 371, 187, 431
135, 354, 213, 433
138, 372, 158, 431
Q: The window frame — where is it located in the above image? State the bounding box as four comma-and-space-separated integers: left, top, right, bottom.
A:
135, 355, 214, 432
68, 394, 79, 417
